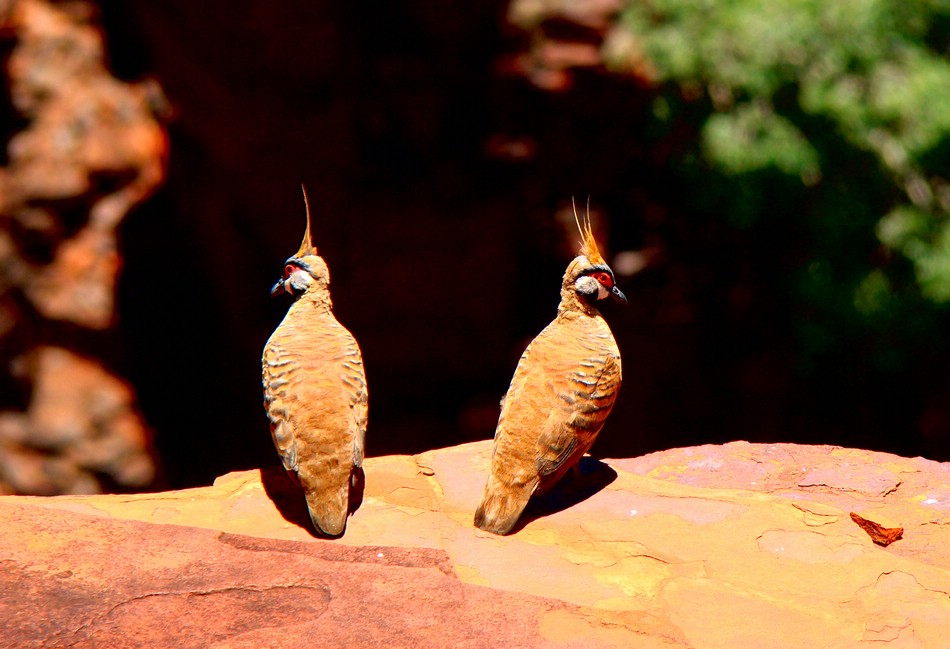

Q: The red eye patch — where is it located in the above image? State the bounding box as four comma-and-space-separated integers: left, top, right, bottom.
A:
590, 271, 613, 288
283, 263, 298, 279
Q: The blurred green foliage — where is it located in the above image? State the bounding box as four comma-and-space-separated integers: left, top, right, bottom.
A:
606, 0, 950, 376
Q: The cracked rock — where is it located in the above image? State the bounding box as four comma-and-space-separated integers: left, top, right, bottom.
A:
2, 440, 949, 647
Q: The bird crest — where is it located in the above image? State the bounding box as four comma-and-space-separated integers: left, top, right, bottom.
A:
294, 184, 319, 258
572, 197, 605, 265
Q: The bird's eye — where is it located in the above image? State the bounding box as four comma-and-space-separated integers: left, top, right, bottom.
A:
283, 264, 297, 279
591, 271, 613, 288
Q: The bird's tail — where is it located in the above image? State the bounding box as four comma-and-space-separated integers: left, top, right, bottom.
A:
298, 461, 350, 538
473, 476, 534, 535
304, 486, 348, 537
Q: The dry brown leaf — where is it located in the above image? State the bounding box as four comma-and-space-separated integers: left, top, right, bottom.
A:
850, 512, 903, 547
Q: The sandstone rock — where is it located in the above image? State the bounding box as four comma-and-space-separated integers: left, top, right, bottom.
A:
0, 347, 155, 494
2, 0, 168, 326
2, 441, 949, 647
0, 0, 166, 496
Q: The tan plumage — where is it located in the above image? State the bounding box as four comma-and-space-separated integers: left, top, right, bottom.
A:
474, 201, 625, 535
262, 188, 367, 537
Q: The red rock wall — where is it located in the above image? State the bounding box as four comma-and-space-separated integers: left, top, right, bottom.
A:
0, 0, 166, 494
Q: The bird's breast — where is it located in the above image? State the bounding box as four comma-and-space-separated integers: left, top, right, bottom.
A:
263, 308, 364, 410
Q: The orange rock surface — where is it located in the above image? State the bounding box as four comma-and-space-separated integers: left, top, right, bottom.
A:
2, 440, 949, 647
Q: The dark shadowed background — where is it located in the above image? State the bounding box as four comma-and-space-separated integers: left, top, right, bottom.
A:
84, 1, 950, 488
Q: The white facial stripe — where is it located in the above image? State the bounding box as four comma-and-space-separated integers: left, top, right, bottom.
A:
288, 268, 313, 293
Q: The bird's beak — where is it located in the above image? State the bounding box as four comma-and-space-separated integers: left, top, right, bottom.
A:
270, 279, 286, 297
611, 285, 628, 304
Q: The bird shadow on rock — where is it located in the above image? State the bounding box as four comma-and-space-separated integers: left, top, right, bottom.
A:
508, 456, 618, 535
259, 464, 313, 532
259, 463, 365, 539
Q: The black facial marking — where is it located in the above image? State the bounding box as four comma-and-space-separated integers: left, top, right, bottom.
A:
282, 258, 312, 278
